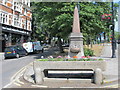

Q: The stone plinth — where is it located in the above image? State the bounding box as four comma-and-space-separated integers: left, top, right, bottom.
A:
68, 33, 84, 58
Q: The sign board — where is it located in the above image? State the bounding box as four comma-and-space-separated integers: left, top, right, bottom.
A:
2, 26, 30, 35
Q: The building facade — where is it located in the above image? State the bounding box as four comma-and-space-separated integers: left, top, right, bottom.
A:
0, 0, 32, 52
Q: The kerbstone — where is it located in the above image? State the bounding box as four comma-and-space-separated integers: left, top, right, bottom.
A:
23, 64, 35, 84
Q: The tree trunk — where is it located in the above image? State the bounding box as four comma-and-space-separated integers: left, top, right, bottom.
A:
107, 34, 110, 42
87, 36, 90, 47
58, 36, 64, 53
99, 34, 101, 43
90, 38, 93, 48
104, 32, 106, 42
96, 37, 98, 44
48, 37, 51, 44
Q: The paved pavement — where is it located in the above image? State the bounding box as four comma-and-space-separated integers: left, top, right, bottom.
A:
100, 44, 119, 81
0, 53, 3, 89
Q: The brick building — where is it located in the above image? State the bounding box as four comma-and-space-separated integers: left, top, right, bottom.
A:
0, 0, 32, 52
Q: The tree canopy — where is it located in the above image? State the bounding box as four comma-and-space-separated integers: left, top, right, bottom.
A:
31, 2, 118, 45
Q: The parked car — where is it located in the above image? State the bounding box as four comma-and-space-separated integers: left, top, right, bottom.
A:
62, 44, 69, 47
4, 45, 28, 59
43, 44, 51, 48
22, 41, 44, 53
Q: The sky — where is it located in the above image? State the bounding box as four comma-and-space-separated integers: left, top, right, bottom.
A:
115, 1, 120, 32
114, 0, 120, 2
115, 20, 118, 32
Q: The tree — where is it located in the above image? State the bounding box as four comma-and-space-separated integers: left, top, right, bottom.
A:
31, 2, 115, 51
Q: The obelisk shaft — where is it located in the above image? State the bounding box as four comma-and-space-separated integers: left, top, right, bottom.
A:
72, 6, 80, 33
68, 6, 84, 58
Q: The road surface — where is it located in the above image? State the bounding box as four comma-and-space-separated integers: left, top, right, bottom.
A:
0, 47, 56, 89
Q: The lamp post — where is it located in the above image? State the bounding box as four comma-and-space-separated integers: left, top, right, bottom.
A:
77, 2, 80, 13
111, 1, 116, 58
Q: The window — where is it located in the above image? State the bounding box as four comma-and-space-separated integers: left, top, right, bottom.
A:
14, 15, 19, 27
23, 0, 25, 4
24, 9, 26, 15
24, 20, 26, 29
2, 0, 5, 5
9, 15, 12, 25
0, 12, 2, 23
21, 18, 27, 29
3, 14, 5, 23
6, 15, 7, 23
14, 2, 21, 12
0, 12, 8, 24
27, 21, 31, 30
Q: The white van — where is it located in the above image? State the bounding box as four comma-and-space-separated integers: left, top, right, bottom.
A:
22, 41, 43, 53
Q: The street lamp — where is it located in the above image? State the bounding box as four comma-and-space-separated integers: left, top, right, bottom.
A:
111, 1, 116, 58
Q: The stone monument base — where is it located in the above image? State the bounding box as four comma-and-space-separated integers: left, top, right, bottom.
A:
68, 32, 84, 58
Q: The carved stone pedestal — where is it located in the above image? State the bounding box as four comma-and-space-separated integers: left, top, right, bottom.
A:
68, 33, 84, 58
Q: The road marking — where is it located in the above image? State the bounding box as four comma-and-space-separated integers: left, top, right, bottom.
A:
16, 79, 24, 85
103, 80, 113, 84
13, 82, 21, 87
31, 85, 48, 88
11, 62, 33, 81
11, 67, 26, 81
104, 84, 119, 88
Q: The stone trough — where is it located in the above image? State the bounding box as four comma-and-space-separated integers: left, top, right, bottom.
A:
23, 60, 106, 85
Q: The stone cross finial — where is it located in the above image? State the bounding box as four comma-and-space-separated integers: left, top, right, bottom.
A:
72, 6, 80, 33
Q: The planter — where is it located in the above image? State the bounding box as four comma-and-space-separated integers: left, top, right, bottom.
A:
70, 48, 80, 53
31, 61, 106, 85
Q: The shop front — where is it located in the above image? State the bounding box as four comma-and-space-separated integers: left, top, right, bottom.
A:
0, 24, 31, 52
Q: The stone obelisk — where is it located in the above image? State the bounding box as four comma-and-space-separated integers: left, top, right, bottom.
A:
68, 6, 84, 58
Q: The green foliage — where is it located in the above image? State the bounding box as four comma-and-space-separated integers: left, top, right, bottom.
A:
84, 48, 94, 56
31, 2, 118, 43
115, 32, 120, 39
37, 58, 104, 61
